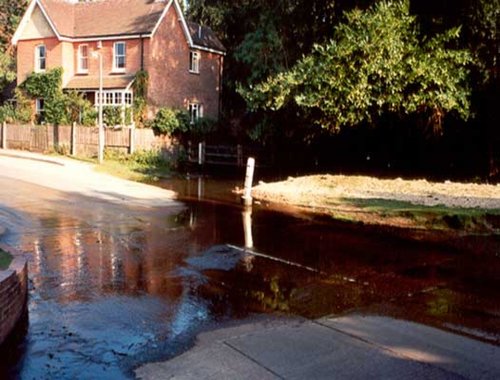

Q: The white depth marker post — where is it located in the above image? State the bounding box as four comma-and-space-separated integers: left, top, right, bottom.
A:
241, 157, 255, 207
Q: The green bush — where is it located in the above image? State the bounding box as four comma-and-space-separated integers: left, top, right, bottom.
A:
65, 90, 96, 126
124, 107, 133, 125
103, 106, 122, 126
151, 107, 189, 134
13, 88, 32, 123
191, 117, 217, 138
0, 102, 16, 123
45, 94, 69, 125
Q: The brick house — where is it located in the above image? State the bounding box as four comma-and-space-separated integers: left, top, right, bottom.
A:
12, 0, 225, 123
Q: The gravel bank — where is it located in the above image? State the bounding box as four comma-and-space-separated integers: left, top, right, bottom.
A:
253, 175, 500, 210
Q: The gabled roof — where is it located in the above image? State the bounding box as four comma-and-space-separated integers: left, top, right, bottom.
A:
187, 22, 226, 53
40, 0, 165, 38
12, 0, 225, 54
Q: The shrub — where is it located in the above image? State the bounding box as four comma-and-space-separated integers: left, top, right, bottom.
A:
151, 107, 189, 134
103, 106, 122, 127
191, 117, 217, 138
0, 102, 16, 123
13, 88, 32, 123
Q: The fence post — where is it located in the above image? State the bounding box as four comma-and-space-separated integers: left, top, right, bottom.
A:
71, 122, 76, 156
198, 141, 205, 165
129, 127, 135, 155
1, 122, 6, 149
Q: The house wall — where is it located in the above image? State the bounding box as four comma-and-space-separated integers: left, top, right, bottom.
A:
17, 37, 62, 85
75, 39, 143, 77
61, 41, 74, 86
17, 37, 144, 86
20, 4, 56, 40
146, 5, 222, 119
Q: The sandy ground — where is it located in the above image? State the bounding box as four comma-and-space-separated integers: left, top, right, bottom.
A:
252, 175, 500, 231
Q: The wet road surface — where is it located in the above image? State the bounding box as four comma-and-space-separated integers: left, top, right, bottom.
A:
0, 155, 499, 379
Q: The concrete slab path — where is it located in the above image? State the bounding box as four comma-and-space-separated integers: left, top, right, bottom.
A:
136, 315, 500, 380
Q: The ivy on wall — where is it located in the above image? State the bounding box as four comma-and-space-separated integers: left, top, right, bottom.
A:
132, 69, 148, 126
16, 68, 96, 126
20, 67, 68, 125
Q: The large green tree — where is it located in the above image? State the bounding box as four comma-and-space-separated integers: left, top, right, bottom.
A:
0, 0, 27, 98
241, 0, 472, 134
0, 0, 27, 47
187, 0, 374, 120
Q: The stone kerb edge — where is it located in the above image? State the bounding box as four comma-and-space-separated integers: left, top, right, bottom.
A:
0, 242, 28, 346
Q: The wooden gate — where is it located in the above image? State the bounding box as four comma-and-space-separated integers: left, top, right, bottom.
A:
29, 125, 49, 152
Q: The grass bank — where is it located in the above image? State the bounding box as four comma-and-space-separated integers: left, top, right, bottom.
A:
93, 150, 172, 183
0, 248, 12, 270
252, 175, 500, 233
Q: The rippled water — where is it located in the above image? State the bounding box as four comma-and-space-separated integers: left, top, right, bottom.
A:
0, 176, 499, 379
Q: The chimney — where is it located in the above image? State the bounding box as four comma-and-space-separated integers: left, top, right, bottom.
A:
198, 25, 202, 39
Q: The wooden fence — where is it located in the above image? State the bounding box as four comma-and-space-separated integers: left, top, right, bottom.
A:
0, 122, 174, 158
187, 141, 269, 167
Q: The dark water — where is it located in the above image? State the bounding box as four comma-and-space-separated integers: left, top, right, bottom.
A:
0, 176, 499, 379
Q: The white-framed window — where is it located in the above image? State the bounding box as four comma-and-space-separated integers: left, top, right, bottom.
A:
77, 44, 89, 73
95, 90, 133, 106
188, 103, 202, 123
105, 92, 114, 104
35, 45, 46, 72
113, 42, 126, 72
35, 98, 44, 114
124, 92, 132, 105
189, 51, 200, 73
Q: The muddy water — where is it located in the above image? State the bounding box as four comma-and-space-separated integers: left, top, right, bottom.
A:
0, 176, 500, 379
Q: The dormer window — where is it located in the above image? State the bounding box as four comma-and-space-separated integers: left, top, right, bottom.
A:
35, 45, 46, 72
189, 51, 200, 74
78, 44, 89, 73
113, 42, 126, 72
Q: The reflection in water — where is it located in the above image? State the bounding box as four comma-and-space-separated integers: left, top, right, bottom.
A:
0, 177, 499, 379
242, 208, 253, 249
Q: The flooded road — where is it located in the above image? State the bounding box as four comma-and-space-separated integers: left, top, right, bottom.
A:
0, 173, 500, 379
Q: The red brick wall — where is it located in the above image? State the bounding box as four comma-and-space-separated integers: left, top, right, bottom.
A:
146, 6, 222, 119
17, 37, 62, 85
74, 39, 144, 77
17, 37, 144, 86
0, 245, 28, 346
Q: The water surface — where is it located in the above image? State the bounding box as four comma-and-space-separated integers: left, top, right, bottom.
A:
0, 176, 499, 379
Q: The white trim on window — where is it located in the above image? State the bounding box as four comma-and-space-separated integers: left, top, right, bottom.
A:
113, 41, 126, 72
77, 44, 89, 73
188, 103, 202, 124
35, 44, 46, 72
94, 90, 133, 106
189, 50, 200, 74
35, 98, 44, 114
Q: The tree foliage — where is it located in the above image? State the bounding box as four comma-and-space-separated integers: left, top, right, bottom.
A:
0, 0, 27, 97
241, 0, 472, 133
0, 0, 27, 47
